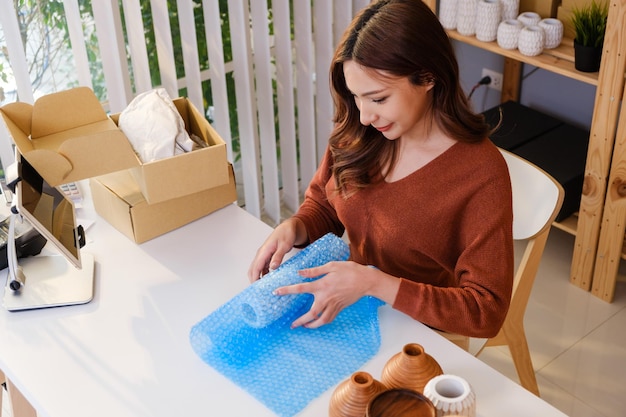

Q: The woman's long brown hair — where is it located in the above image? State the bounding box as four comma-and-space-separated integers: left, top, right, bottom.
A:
329, 0, 491, 196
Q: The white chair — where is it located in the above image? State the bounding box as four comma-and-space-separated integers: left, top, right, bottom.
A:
442, 148, 564, 397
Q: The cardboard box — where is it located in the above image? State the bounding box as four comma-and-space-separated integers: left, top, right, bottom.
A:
519, 0, 559, 17
109, 97, 229, 204
1, 88, 230, 205
0, 87, 140, 186
90, 164, 237, 243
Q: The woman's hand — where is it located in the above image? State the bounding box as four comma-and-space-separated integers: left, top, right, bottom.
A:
247, 218, 307, 282
274, 261, 399, 328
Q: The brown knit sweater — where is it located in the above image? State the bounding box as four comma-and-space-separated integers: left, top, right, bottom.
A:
293, 139, 514, 338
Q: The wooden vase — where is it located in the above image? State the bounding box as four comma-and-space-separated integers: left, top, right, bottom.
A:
329, 371, 387, 417
381, 343, 443, 393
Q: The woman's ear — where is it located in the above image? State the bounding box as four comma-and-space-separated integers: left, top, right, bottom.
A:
424, 74, 436, 91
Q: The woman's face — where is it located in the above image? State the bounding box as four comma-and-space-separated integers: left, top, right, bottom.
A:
343, 60, 433, 141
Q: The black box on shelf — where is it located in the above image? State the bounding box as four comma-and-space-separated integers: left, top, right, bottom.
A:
513, 124, 589, 222
482, 101, 589, 222
482, 100, 563, 151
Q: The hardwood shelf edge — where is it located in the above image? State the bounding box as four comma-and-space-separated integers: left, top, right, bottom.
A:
552, 214, 578, 236
447, 31, 599, 87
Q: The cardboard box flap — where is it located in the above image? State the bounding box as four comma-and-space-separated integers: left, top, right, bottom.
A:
173, 98, 213, 146
30, 87, 109, 138
0, 102, 35, 153
0, 87, 141, 186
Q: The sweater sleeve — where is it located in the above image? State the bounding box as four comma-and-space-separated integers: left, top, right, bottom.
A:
392, 150, 514, 339
292, 148, 345, 244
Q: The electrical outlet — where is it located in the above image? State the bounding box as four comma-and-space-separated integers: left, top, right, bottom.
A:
482, 68, 503, 92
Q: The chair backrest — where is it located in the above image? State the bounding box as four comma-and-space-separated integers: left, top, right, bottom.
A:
499, 149, 564, 241
473, 149, 564, 396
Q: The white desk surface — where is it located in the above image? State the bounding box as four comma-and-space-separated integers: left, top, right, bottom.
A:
0, 191, 568, 417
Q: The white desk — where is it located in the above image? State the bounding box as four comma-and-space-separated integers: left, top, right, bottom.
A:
0, 193, 568, 417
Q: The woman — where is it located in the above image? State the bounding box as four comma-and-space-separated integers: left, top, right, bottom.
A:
248, 0, 514, 338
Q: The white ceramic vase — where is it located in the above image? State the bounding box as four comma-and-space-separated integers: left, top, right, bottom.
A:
496, 18, 524, 50
439, 0, 458, 30
518, 25, 545, 56
424, 374, 476, 417
517, 11, 541, 27
457, 0, 478, 36
539, 18, 564, 49
475, 0, 502, 42
500, 0, 519, 20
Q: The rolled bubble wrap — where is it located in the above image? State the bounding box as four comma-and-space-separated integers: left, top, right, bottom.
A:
240, 232, 351, 327
190, 233, 383, 417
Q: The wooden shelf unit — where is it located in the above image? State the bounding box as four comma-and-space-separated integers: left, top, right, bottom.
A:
425, 0, 626, 302
446, 31, 599, 87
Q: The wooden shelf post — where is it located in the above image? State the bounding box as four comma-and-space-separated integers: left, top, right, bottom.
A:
585, 0, 626, 301
570, 0, 626, 297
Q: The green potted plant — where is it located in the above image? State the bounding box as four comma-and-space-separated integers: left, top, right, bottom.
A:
571, 0, 609, 72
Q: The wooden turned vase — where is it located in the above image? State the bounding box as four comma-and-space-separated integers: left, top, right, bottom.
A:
381, 343, 443, 393
329, 371, 387, 417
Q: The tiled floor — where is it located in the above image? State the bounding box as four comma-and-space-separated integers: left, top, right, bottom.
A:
1, 227, 625, 417
477, 227, 626, 417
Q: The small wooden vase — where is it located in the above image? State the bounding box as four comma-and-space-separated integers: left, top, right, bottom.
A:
381, 343, 443, 393
329, 371, 387, 417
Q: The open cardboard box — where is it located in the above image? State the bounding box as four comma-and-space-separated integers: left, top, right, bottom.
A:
109, 97, 229, 204
90, 164, 237, 243
0, 87, 139, 186
1, 87, 230, 204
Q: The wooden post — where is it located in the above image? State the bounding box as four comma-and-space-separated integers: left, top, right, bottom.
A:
501, 58, 522, 102
570, 0, 626, 292
593, 97, 626, 301
589, 0, 626, 301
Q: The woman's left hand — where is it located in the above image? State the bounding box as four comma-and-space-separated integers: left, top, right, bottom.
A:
273, 260, 379, 329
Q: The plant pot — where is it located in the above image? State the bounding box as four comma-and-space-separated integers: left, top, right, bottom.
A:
574, 40, 602, 72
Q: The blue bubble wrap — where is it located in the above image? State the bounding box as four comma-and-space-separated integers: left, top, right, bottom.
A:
189, 233, 383, 417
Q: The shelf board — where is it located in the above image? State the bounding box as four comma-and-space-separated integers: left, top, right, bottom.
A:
447, 31, 599, 87
552, 214, 578, 236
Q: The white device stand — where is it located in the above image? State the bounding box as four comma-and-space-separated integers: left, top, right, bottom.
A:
3, 212, 95, 311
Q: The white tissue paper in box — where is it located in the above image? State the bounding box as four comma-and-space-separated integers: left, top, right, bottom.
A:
118, 88, 194, 162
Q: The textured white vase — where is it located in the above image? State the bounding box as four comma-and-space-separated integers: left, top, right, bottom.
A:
500, 0, 519, 20
517, 11, 541, 27
497, 18, 524, 49
475, 0, 501, 42
439, 0, 458, 30
539, 18, 564, 49
518, 25, 545, 56
457, 0, 478, 36
424, 374, 476, 417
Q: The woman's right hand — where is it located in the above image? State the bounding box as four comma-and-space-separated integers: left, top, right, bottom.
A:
247, 218, 307, 282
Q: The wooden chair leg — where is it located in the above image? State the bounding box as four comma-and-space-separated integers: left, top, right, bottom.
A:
501, 323, 540, 396
6, 379, 38, 417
